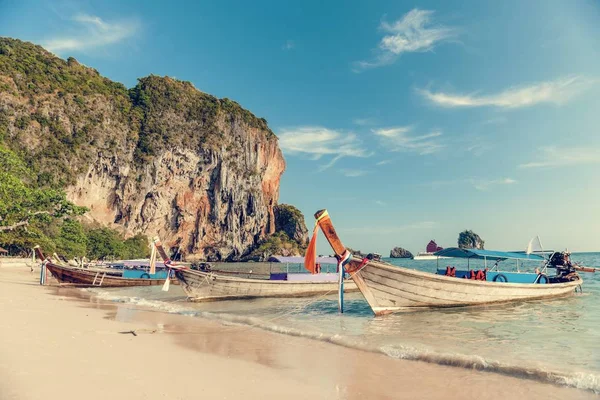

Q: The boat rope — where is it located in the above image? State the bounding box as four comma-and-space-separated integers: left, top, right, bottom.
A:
347, 256, 371, 278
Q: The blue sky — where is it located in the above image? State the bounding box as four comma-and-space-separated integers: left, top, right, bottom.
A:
2, 0, 600, 253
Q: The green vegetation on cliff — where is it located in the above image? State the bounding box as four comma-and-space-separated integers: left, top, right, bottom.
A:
246, 231, 306, 261
130, 76, 275, 162
0, 144, 148, 259
0, 145, 86, 252
0, 38, 275, 187
274, 204, 309, 247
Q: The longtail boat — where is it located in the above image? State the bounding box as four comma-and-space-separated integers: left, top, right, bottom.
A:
313, 209, 584, 316
35, 247, 175, 288
152, 238, 358, 301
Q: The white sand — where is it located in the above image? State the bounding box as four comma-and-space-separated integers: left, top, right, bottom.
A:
0, 260, 596, 400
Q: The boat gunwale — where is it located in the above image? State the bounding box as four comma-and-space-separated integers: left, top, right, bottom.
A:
45, 262, 170, 286
177, 268, 353, 286
352, 257, 582, 290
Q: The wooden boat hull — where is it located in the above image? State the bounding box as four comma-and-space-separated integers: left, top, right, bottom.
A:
175, 269, 358, 301
346, 258, 582, 315
313, 209, 583, 316
45, 263, 174, 287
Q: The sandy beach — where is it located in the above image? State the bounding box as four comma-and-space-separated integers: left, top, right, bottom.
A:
0, 259, 596, 400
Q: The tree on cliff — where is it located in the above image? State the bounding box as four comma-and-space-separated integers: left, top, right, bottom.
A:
0, 146, 86, 234
274, 204, 308, 246
245, 205, 309, 261
458, 230, 485, 249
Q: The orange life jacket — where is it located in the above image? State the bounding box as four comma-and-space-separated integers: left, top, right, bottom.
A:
445, 266, 456, 277
476, 270, 485, 281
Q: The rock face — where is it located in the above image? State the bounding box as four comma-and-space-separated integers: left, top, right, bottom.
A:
389, 247, 413, 258
0, 38, 306, 261
458, 230, 485, 249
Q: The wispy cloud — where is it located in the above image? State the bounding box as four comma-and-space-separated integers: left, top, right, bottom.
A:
418, 76, 596, 109
42, 14, 140, 54
341, 169, 368, 177
424, 178, 517, 191
519, 146, 600, 168
465, 143, 491, 157
352, 117, 378, 126
376, 159, 392, 166
282, 40, 295, 51
470, 178, 516, 191
354, 9, 458, 72
278, 126, 370, 170
372, 126, 444, 155
374, 200, 387, 206
481, 116, 508, 125
452, 133, 494, 157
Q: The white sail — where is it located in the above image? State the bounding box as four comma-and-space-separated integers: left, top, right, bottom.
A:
526, 236, 544, 254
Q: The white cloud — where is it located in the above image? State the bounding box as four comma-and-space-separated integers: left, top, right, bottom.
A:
418, 76, 595, 109
470, 178, 516, 191
42, 14, 140, 54
354, 9, 457, 72
341, 169, 368, 177
424, 177, 517, 191
352, 117, 378, 126
277, 126, 370, 170
372, 126, 444, 155
376, 159, 392, 166
374, 200, 387, 206
519, 146, 600, 168
282, 40, 295, 51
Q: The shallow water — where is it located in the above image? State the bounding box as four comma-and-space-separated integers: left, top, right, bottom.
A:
88, 252, 600, 392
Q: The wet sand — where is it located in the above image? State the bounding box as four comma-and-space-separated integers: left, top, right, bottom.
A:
0, 260, 596, 400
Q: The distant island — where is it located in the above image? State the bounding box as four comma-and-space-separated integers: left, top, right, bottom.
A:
458, 230, 485, 249
389, 247, 413, 258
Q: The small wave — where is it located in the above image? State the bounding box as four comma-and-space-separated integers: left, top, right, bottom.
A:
87, 289, 600, 394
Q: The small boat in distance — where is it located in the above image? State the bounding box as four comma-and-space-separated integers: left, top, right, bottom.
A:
413, 240, 448, 260
314, 209, 583, 316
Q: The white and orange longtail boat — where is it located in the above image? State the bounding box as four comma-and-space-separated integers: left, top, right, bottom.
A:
313, 209, 584, 316
152, 237, 357, 301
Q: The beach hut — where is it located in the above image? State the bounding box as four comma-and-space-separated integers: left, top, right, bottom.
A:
0, 247, 8, 257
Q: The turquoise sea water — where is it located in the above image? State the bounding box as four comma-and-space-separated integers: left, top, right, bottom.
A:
89, 253, 600, 392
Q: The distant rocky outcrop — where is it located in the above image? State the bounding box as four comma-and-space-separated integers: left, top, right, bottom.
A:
274, 204, 308, 246
0, 37, 308, 261
243, 204, 308, 261
458, 230, 485, 249
389, 247, 413, 258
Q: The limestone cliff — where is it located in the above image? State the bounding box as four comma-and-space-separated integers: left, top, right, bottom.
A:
0, 38, 305, 260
